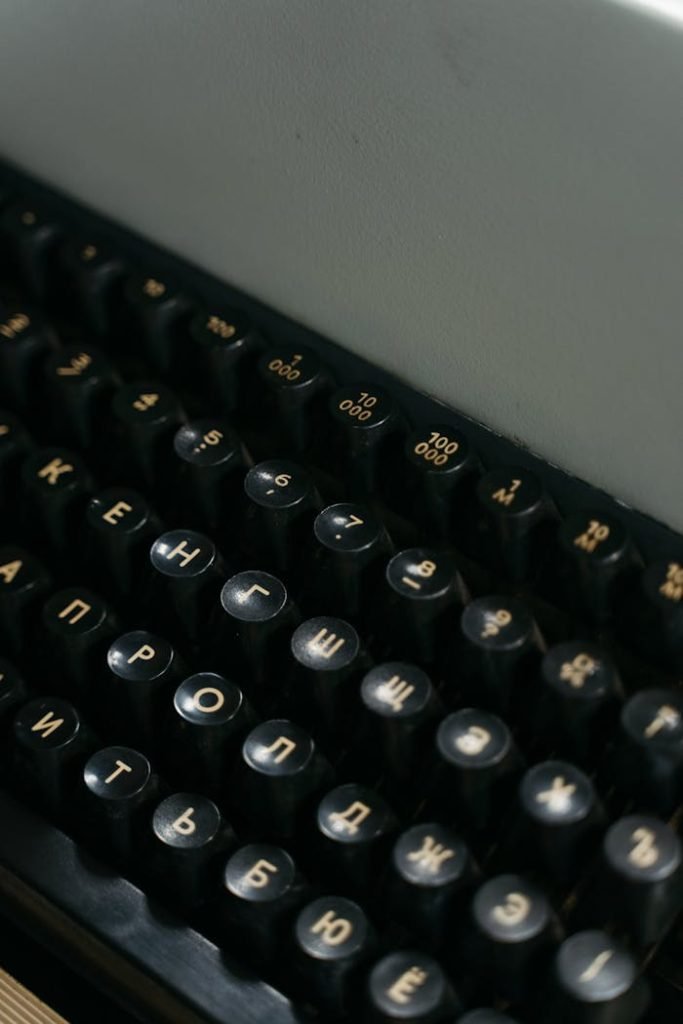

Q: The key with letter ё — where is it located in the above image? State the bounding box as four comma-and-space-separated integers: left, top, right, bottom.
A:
365, 949, 461, 1023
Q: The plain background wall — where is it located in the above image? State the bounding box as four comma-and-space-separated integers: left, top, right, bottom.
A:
0, 0, 681, 527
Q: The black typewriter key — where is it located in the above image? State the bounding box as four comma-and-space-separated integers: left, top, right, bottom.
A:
43, 344, 119, 448
385, 823, 478, 949
0, 658, 27, 728
591, 816, 683, 948
549, 930, 649, 1024
505, 761, 603, 887
173, 419, 247, 532
219, 843, 307, 961
477, 466, 554, 581
636, 559, 683, 671
537, 643, 622, 764
13, 696, 91, 814
403, 424, 477, 537
0, 411, 31, 502
112, 381, 184, 487
385, 548, 468, 665
243, 459, 321, 572
20, 447, 92, 554
467, 874, 561, 1002
258, 344, 330, 455
41, 587, 119, 693
172, 673, 255, 790
149, 792, 234, 910
124, 273, 192, 375
188, 307, 262, 413
330, 384, 400, 495
105, 630, 182, 745
292, 895, 376, 1017
85, 488, 161, 597
290, 616, 366, 738
314, 783, 398, 893
148, 529, 224, 641
0, 309, 57, 411
82, 745, 159, 862
235, 720, 333, 838
360, 662, 442, 786
457, 1012, 520, 1024
60, 240, 124, 337
218, 570, 298, 691
313, 502, 393, 617
365, 949, 461, 1022
459, 595, 544, 713
0, 545, 51, 656
0, 204, 61, 300
611, 689, 683, 815
557, 510, 639, 624
433, 709, 522, 835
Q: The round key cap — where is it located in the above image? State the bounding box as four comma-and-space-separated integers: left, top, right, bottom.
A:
258, 344, 330, 455
243, 459, 321, 571
112, 381, 184, 487
149, 528, 224, 641
434, 709, 523, 836
637, 559, 683, 671
292, 895, 376, 1017
188, 307, 262, 413
366, 950, 461, 1022
468, 874, 561, 1001
173, 419, 247, 531
105, 630, 183, 746
329, 384, 400, 495
124, 273, 192, 374
0, 545, 51, 657
86, 488, 161, 597
0, 204, 61, 300
360, 662, 442, 785
60, 239, 124, 337
508, 760, 603, 887
218, 570, 298, 690
558, 510, 639, 624
459, 595, 544, 713
235, 719, 333, 837
551, 931, 649, 1024
612, 688, 683, 815
537, 643, 622, 764
315, 783, 398, 893
83, 745, 159, 862
597, 815, 683, 947
219, 843, 307, 961
477, 466, 554, 581
41, 586, 119, 694
290, 616, 366, 738
172, 672, 255, 790
385, 822, 478, 949
0, 308, 57, 411
403, 423, 477, 537
21, 447, 92, 554
385, 548, 468, 665
43, 344, 119, 448
13, 696, 92, 814
150, 792, 234, 910
313, 502, 392, 617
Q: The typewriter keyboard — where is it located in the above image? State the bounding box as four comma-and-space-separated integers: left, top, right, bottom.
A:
0, 162, 683, 1024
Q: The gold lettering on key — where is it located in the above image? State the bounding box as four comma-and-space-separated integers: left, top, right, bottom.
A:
493, 892, 530, 927
165, 540, 201, 567
560, 653, 597, 689
660, 562, 683, 602
0, 560, 23, 584
242, 859, 278, 888
171, 807, 196, 835
132, 392, 159, 411
310, 910, 354, 946
579, 950, 613, 983
57, 598, 92, 625
406, 835, 455, 873
143, 278, 166, 299
105, 760, 133, 784
375, 675, 415, 713
328, 800, 371, 836
491, 478, 521, 506
386, 966, 428, 1005
0, 313, 30, 340
56, 352, 92, 376
481, 608, 512, 639
38, 457, 74, 485
191, 687, 225, 713
31, 711, 65, 739
244, 583, 271, 599
308, 627, 346, 660
127, 644, 156, 664
102, 500, 133, 525
261, 736, 296, 764
455, 725, 491, 756
574, 520, 610, 554
206, 315, 236, 340
644, 705, 680, 739
629, 827, 659, 869
536, 776, 576, 814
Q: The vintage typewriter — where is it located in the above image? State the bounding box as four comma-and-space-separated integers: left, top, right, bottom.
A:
0, 161, 682, 1024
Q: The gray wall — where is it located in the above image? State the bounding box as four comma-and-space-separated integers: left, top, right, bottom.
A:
1, 1, 681, 528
